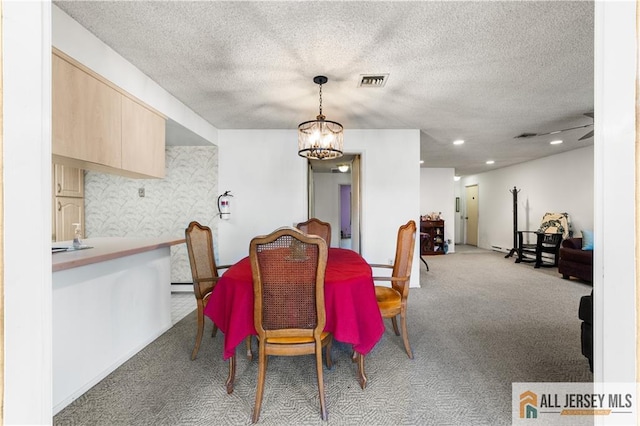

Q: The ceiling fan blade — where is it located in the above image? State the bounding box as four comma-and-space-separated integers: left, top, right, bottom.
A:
516, 112, 594, 140
579, 130, 594, 140
530, 123, 593, 137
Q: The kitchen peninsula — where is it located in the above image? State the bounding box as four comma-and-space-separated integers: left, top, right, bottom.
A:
52, 236, 185, 414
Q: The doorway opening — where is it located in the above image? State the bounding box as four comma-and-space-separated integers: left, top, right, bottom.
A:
307, 154, 361, 253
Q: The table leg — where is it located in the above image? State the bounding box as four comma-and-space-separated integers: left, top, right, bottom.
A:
357, 352, 367, 390
420, 255, 429, 271
225, 353, 236, 394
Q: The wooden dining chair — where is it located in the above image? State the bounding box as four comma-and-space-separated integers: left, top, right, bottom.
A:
296, 217, 332, 247
249, 227, 333, 423
185, 221, 232, 360
369, 220, 417, 359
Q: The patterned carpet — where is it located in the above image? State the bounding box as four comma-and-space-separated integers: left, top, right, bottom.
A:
53, 246, 593, 425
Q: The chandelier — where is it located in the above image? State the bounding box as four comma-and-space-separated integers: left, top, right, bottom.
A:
298, 76, 344, 160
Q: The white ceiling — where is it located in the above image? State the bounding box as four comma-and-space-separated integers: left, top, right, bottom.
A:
53, 1, 594, 177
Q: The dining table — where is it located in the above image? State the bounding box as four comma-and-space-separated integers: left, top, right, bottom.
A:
204, 247, 384, 393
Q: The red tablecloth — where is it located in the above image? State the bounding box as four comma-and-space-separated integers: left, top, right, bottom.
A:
205, 248, 384, 360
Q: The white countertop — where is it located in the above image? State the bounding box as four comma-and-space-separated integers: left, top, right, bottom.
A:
52, 236, 185, 272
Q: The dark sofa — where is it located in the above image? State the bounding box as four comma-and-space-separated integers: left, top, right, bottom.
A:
558, 237, 593, 283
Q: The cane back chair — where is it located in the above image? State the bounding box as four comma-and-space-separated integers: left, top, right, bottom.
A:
296, 217, 332, 247
369, 220, 417, 359
249, 227, 333, 422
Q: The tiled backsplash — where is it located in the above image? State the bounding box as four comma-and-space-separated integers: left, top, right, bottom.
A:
84, 146, 218, 283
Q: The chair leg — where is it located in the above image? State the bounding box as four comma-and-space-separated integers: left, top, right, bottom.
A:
534, 250, 543, 268
226, 354, 236, 394
252, 348, 268, 423
391, 316, 400, 336
191, 303, 205, 360
316, 343, 328, 421
357, 353, 367, 390
400, 311, 413, 359
325, 338, 333, 369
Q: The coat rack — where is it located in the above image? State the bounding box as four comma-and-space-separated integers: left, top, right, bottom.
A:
505, 186, 520, 258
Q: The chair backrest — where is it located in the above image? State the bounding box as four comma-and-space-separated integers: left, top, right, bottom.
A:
296, 218, 332, 247
185, 221, 220, 300
391, 220, 417, 296
250, 227, 328, 340
537, 212, 570, 239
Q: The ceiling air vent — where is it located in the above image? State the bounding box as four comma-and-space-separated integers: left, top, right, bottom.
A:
358, 74, 389, 87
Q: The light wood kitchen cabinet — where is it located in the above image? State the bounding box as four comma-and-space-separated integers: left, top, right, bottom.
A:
52, 52, 122, 170
52, 48, 166, 179
53, 163, 84, 198
52, 163, 85, 242
54, 196, 85, 242
121, 96, 166, 178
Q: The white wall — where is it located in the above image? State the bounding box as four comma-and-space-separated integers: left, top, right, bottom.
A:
420, 168, 456, 253
3, 2, 53, 423
313, 171, 352, 247
457, 146, 594, 253
595, 1, 636, 383
217, 129, 422, 287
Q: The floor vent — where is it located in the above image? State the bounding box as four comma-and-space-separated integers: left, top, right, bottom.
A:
358, 74, 389, 87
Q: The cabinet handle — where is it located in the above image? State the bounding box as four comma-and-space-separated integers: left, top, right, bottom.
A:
57, 201, 62, 211
57, 183, 61, 193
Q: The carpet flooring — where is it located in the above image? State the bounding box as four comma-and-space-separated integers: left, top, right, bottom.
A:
53, 245, 593, 425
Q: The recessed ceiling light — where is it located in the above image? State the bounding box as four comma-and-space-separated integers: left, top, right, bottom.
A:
453, 139, 465, 145
550, 140, 563, 145
420, 160, 424, 164
454, 176, 461, 181
486, 160, 495, 165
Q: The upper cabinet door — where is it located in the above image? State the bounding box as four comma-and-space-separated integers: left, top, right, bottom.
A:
53, 163, 84, 198
121, 96, 166, 178
52, 53, 122, 169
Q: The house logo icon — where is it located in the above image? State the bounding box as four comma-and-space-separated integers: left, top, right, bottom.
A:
520, 390, 538, 419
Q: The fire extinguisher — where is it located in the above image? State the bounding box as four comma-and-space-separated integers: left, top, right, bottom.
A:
217, 190, 233, 220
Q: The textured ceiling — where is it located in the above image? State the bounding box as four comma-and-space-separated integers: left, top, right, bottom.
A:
53, 1, 594, 176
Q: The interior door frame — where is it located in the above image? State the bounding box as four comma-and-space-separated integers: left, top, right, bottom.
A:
350, 154, 361, 253
307, 153, 361, 253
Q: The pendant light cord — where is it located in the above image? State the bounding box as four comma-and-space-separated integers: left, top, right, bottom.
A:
318, 83, 323, 117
